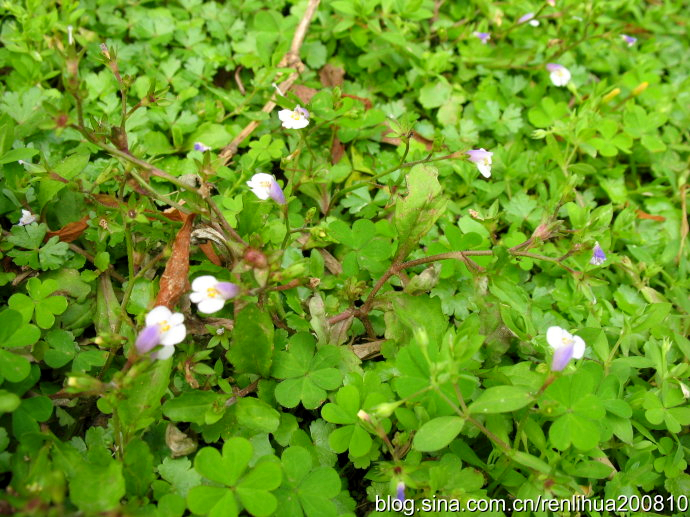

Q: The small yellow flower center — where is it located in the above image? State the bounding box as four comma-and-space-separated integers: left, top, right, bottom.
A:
561, 336, 572, 346
259, 180, 272, 189
207, 287, 219, 298
291, 111, 302, 120
482, 157, 490, 166
159, 320, 171, 332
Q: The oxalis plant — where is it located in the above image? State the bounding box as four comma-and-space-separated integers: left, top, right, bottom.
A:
1, 0, 689, 516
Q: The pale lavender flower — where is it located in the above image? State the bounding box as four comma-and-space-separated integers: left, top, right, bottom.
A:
278, 105, 310, 129
17, 209, 37, 226
466, 148, 493, 178
247, 173, 286, 204
135, 306, 186, 359
194, 142, 211, 152
546, 63, 571, 86
518, 13, 540, 26
396, 481, 406, 502
189, 275, 239, 313
590, 242, 606, 266
546, 326, 585, 371
473, 32, 491, 44
621, 34, 637, 47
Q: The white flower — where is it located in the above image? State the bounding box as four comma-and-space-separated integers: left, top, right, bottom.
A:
17, 209, 37, 226
546, 63, 571, 87
135, 306, 186, 359
190, 275, 239, 314
278, 105, 310, 129
193, 142, 211, 152
518, 13, 540, 26
466, 148, 493, 178
68, 25, 74, 45
246, 173, 286, 204
546, 326, 585, 371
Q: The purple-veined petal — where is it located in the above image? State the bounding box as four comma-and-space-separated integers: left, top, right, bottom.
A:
551, 342, 574, 371
396, 482, 405, 502
136, 325, 161, 353
216, 282, 240, 300
268, 180, 287, 204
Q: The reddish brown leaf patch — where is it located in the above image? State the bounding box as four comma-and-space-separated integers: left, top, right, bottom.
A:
155, 213, 196, 309
47, 216, 90, 243
635, 209, 666, 222
319, 64, 345, 87
331, 137, 345, 164
199, 242, 222, 266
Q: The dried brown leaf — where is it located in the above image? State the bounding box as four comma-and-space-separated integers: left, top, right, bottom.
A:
155, 213, 196, 309
46, 216, 90, 243
199, 242, 222, 266
319, 64, 345, 86
330, 137, 345, 164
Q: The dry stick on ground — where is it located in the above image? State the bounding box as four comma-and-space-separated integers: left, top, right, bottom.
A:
218, 0, 321, 166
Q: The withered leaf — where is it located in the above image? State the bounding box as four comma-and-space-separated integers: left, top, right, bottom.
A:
46, 215, 90, 243
155, 213, 196, 309
319, 63, 345, 87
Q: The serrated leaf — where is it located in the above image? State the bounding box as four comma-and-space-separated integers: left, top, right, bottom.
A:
393, 164, 447, 261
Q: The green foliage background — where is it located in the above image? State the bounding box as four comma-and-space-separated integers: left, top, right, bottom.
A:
1, 0, 689, 515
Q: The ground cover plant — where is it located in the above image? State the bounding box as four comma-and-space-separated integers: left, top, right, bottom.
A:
1, 0, 689, 515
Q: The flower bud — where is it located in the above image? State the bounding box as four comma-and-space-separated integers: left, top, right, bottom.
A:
602, 88, 621, 103
244, 248, 268, 269
372, 402, 402, 418
632, 82, 649, 96
357, 409, 371, 423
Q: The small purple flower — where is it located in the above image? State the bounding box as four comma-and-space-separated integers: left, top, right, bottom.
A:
466, 148, 493, 178
135, 306, 186, 359
473, 32, 491, 44
546, 63, 571, 86
518, 13, 540, 26
621, 34, 637, 47
190, 275, 240, 313
546, 326, 586, 371
278, 105, 310, 129
590, 242, 606, 266
17, 209, 37, 226
194, 142, 211, 152
396, 481, 406, 502
247, 173, 287, 204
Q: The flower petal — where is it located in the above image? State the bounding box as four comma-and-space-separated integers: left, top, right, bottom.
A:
572, 336, 586, 359
136, 325, 161, 353
216, 282, 239, 300
551, 343, 574, 371
198, 298, 226, 314
169, 312, 185, 326
192, 275, 218, 292
152, 345, 175, 360
546, 326, 566, 349
189, 291, 205, 303
146, 306, 172, 326
160, 324, 186, 346
269, 180, 286, 204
